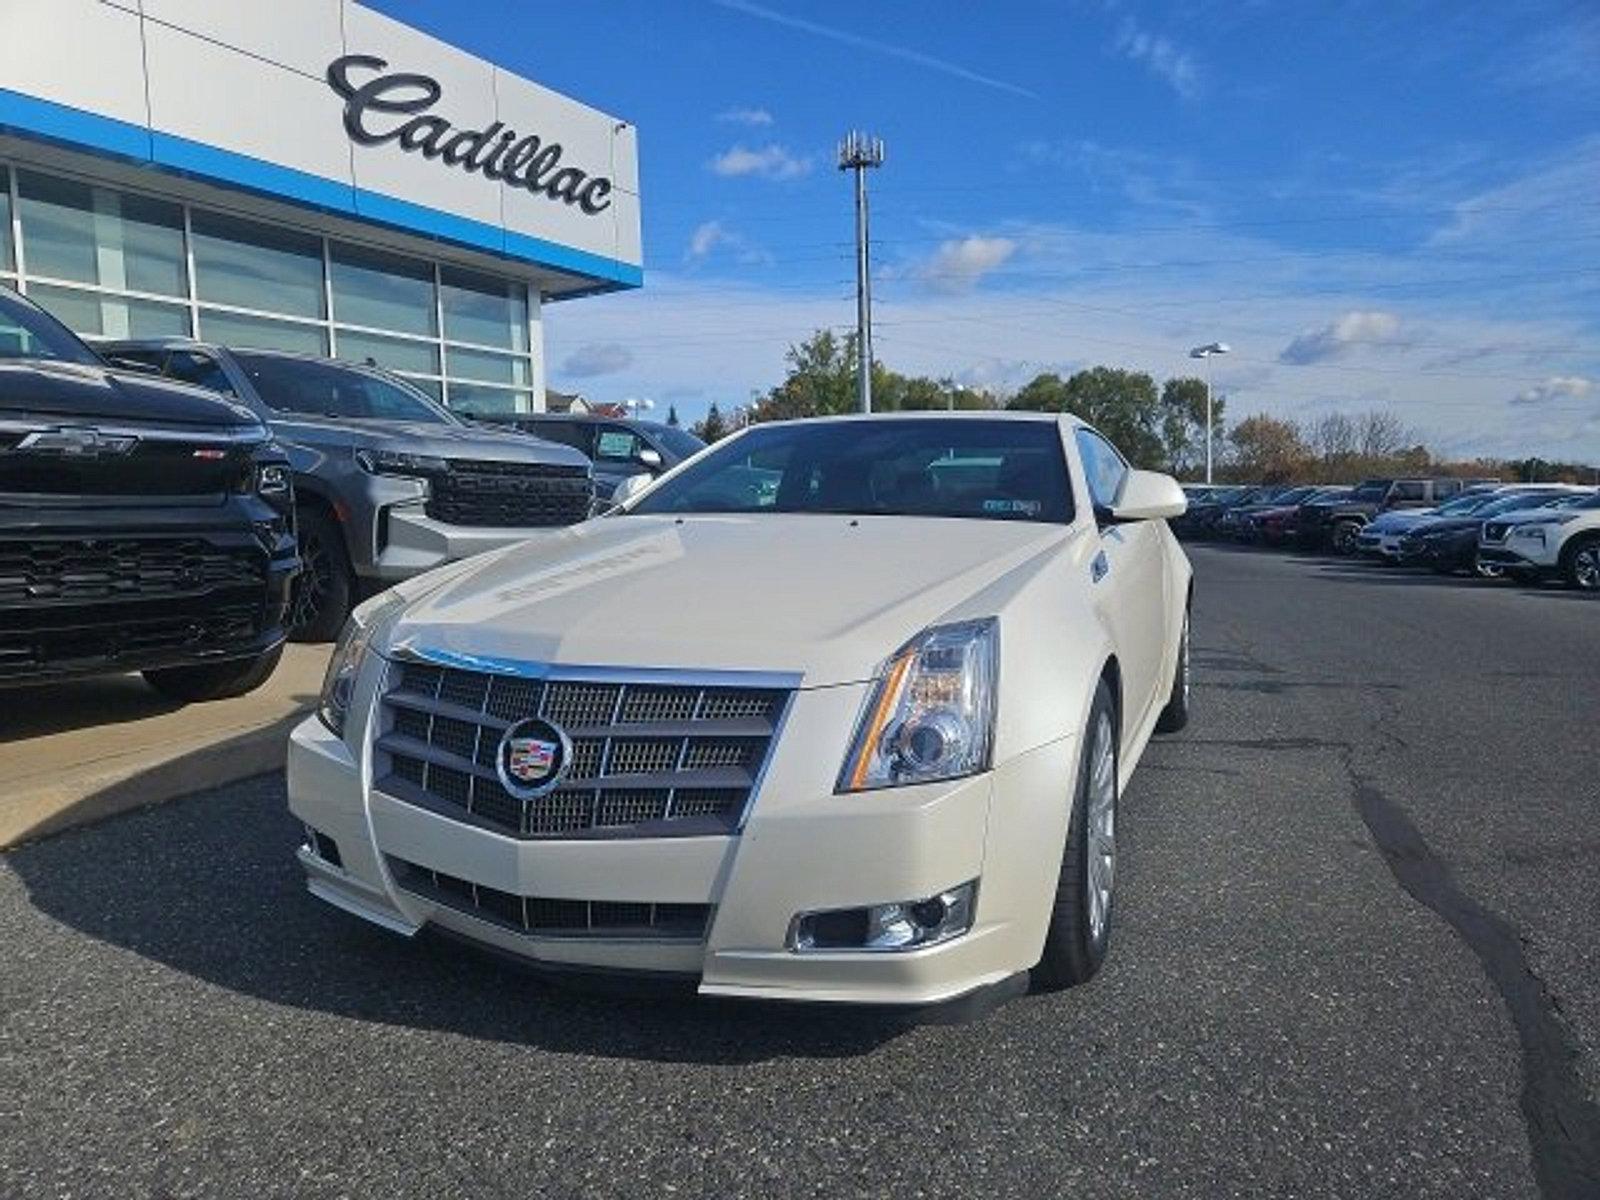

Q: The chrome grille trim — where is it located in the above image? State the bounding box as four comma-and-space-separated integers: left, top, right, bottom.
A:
374, 650, 799, 840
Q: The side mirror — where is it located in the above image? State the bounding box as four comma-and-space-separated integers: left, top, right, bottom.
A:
637, 446, 664, 470
610, 472, 654, 508
1110, 469, 1187, 521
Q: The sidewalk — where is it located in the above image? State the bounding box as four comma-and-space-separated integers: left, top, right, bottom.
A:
0, 645, 329, 848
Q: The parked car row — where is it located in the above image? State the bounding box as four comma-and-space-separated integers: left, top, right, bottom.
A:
0, 282, 704, 700
1176, 476, 1600, 591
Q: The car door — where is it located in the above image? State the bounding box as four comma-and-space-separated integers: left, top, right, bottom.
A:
1076, 427, 1168, 736
592, 423, 654, 499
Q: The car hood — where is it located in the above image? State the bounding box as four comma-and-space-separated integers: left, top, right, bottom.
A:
381, 513, 1077, 687
1369, 508, 1437, 532
268, 415, 589, 469
0, 359, 259, 428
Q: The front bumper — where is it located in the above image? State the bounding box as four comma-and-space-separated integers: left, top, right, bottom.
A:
364, 501, 568, 583
288, 687, 1078, 1007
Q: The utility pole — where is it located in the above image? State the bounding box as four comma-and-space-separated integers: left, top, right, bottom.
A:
1188, 341, 1230, 484
838, 131, 884, 413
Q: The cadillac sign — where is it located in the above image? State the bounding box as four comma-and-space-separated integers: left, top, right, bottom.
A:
327, 54, 614, 215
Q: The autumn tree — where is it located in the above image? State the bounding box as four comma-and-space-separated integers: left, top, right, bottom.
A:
1228, 414, 1310, 482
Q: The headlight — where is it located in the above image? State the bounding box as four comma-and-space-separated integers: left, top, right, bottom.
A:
837, 618, 998, 792
355, 448, 447, 477
1510, 526, 1547, 543
317, 591, 405, 737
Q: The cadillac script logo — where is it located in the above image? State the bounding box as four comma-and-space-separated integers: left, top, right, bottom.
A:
496, 717, 572, 800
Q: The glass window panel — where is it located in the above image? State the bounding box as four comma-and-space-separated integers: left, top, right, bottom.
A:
199, 307, 328, 355
191, 210, 325, 318
447, 383, 531, 416
0, 168, 12, 271
440, 266, 527, 351
329, 242, 436, 336
29, 283, 188, 339
336, 328, 440, 376
446, 345, 530, 386
17, 172, 186, 297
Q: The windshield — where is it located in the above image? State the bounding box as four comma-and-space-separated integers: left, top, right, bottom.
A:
232, 352, 457, 424
1476, 492, 1569, 517
1349, 481, 1391, 501
630, 418, 1074, 523
1435, 494, 1495, 516
652, 425, 707, 459
0, 287, 102, 366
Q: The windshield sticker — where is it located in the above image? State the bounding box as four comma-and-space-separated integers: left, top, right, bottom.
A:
983, 498, 1042, 516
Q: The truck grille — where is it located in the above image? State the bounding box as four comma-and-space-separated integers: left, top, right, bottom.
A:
0, 600, 262, 676
0, 536, 264, 605
375, 660, 792, 839
424, 460, 591, 529
388, 857, 711, 940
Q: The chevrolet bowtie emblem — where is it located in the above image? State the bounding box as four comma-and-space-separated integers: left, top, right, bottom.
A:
15, 427, 138, 457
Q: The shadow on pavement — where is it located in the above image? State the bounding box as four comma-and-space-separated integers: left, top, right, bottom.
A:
0, 673, 181, 743
4, 768, 918, 1065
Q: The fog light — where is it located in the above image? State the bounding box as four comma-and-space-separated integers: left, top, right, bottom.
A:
790, 881, 976, 952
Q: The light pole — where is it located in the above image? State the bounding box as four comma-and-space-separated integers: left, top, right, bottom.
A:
623, 397, 655, 421
838, 131, 884, 413
1188, 341, 1230, 483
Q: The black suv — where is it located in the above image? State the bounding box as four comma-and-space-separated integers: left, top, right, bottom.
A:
101, 340, 593, 641
1, 287, 296, 699
474, 412, 705, 502
1299, 478, 1469, 554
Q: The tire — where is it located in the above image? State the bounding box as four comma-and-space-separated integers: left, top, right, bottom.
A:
1033, 680, 1118, 991
1330, 520, 1363, 556
1563, 535, 1600, 592
290, 507, 354, 643
1471, 553, 1505, 580
144, 644, 284, 703
1154, 611, 1191, 734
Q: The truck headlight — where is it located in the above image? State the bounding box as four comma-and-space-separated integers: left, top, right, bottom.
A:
837, 618, 998, 792
355, 449, 447, 478
317, 591, 405, 737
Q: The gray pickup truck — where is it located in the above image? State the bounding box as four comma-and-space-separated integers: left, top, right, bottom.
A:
102, 339, 593, 640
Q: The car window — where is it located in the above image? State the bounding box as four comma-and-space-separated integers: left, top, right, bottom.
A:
231, 351, 454, 424
529, 420, 593, 455
1074, 428, 1130, 510
164, 349, 236, 397
595, 425, 642, 462
632, 418, 1075, 523
0, 287, 102, 365
655, 426, 707, 459
1393, 482, 1426, 501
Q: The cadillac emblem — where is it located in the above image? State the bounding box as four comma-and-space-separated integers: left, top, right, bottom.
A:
496, 717, 572, 800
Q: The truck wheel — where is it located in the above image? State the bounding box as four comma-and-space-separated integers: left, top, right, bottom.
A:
1563, 535, 1600, 592
1033, 680, 1118, 991
291, 507, 354, 643
1154, 611, 1191, 734
1330, 520, 1363, 556
144, 645, 284, 703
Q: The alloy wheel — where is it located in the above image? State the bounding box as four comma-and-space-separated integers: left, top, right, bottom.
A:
1085, 709, 1118, 944
1574, 544, 1600, 591
291, 530, 332, 632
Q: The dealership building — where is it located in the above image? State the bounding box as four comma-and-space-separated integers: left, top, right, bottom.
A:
0, 0, 642, 412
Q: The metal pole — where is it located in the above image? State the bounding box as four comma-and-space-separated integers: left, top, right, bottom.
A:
1205, 376, 1214, 484
853, 162, 872, 413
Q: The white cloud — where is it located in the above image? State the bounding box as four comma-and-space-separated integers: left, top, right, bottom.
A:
916, 236, 1018, 293
1280, 312, 1405, 365
687, 221, 729, 261
1510, 375, 1593, 406
717, 107, 774, 127
561, 343, 635, 378
684, 220, 772, 266
1111, 17, 1201, 100
709, 143, 813, 180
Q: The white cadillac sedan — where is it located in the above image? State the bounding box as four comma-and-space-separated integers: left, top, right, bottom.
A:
288, 413, 1192, 1011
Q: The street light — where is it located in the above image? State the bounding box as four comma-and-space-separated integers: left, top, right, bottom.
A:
1188, 341, 1230, 484
623, 397, 655, 420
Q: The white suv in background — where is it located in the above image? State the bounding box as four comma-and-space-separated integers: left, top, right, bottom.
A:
1479, 491, 1600, 590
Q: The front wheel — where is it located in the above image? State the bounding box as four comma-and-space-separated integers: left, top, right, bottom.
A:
290, 508, 354, 643
1564, 536, 1600, 591
1330, 521, 1363, 555
1033, 680, 1118, 991
143, 644, 284, 703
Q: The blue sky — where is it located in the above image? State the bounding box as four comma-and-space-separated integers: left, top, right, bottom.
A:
371, 0, 1600, 461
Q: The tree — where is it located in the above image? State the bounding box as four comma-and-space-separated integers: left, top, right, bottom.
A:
693, 402, 729, 443
1158, 376, 1217, 476
1355, 410, 1411, 460
1008, 366, 1166, 467
1228, 414, 1310, 482
666, 404, 680, 428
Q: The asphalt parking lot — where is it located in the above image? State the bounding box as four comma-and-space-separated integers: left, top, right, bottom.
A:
3, 545, 1597, 1199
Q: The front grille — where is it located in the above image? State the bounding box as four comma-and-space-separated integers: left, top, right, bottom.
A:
1483, 522, 1510, 543
0, 601, 262, 674
388, 857, 712, 940
0, 536, 265, 606
375, 660, 791, 839
424, 460, 591, 529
